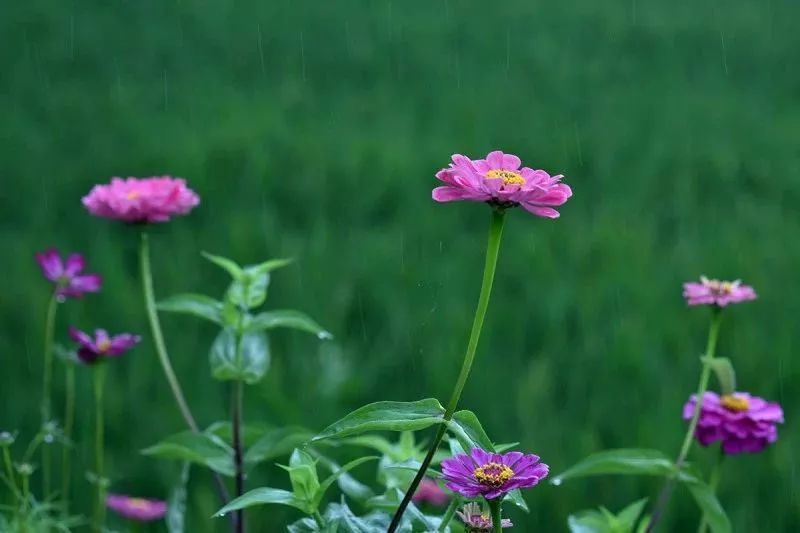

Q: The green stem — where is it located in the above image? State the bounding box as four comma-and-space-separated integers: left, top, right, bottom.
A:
696, 449, 725, 533
313, 510, 325, 528
231, 381, 245, 533
62, 364, 75, 513
646, 308, 723, 532
2, 447, 20, 510
436, 496, 461, 532
40, 291, 58, 497
93, 364, 107, 533
388, 208, 506, 532
488, 498, 503, 533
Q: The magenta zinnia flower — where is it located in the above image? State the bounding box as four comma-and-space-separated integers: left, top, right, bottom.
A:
106, 494, 167, 521
411, 477, 449, 506
69, 327, 140, 364
36, 249, 102, 299
82, 176, 200, 223
441, 448, 549, 500
682, 276, 756, 307
684, 391, 784, 454
432, 150, 572, 218
456, 502, 513, 532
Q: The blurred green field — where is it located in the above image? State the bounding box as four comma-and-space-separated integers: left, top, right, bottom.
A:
2, 0, 799, 530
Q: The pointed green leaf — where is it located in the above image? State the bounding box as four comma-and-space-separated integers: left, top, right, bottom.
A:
246, 310, 333, 339
684, 480, 731, 533
551, 449, 676, 485
249, 257, 294, 275
281, 449, 320, 502
314, 454, 375, 502
209, 328, 270, 384
158, 294, 224, 325
202, 252, 244, 280
214, 487, 310, 516
142, 432, 234, 476
244, 427, 314, 468
312, 399, 445, 441
313, 456, 378, 507
701, 356, 737, 396
448, 410, 494, 451
166, 462, 191, 533
616, 498, 648, 531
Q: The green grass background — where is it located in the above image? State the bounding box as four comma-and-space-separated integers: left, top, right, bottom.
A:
1, 0, 798, 530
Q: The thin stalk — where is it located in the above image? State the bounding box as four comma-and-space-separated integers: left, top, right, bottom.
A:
21, 472, 31, 519
139, 232, 232, 511
2, 447, 21, 523
231, 381, 245, 533
313, 511, 325, 528
646, 308, 722, 532
488, 498, 503, 533
61, 364, 76, 513
696, 449, 725, 533
388, 209, 506, 532
92, 364, 107, 533
40, 291, 58, 497
436, 497, 461, 532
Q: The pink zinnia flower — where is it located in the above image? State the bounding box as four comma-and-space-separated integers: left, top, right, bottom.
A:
682, 276, 757, 307
456, 502, 513, 532
35, 249, 102, 300
411, 477, 449, 506
106, 494, 168, 521
69, 327, 140, 364
432, 150, 572, 218
684, 391, 784, 454
441, 448, 549, 500
82, 176, 200, 223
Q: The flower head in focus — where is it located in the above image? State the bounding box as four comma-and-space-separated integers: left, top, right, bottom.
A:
441, 448, 548, 500
106, 494, 167, 521
684, 391, 784, 454
432, 150, 572, 218
682, 276, 756, 307
456, 502, 513, 532
36, 249, 102, 300
82, 176, 200, 223
411, 477, 449, 506
69, 327, 140, 364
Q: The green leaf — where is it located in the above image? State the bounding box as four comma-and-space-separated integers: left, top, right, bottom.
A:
448, 410, 494, 451
157, 294, 223, 325
214, 488, 309, 516
701, 356, 736, 396
202, 252, 244, 280
281, 449, 320, 502
209, 328, 270, 384
205, 422, 268, 448
313, 456, 378, 507
247, 310, 333, 340
325, 501, 395, 533
551, 449, 676, 485
166, 462, 190, 533
142, 432, 234, 476
685, 480, 731, 533
314, 454, 375, 502
244, 427, 314, 468
567, 509, 610, 533
616, 498, 648, 531
312, 399, 445, 442
248, 257, 294, 276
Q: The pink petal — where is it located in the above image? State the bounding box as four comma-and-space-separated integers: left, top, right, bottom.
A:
36, 249, 63, 281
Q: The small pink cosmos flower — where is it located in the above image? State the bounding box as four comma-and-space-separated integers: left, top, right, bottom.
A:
82, 176, 200, 223
684, 391, 784, 454
433, 150, 572, 218
441, 448, 549, 500
682, 276, 757, 307
106, 494, 168, 521
411, 477, 449, 506
35, 249, 102, 299
456, 502, 513, 532
69, 327, 140, 364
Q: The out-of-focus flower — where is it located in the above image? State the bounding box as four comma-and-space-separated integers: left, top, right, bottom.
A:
684, 391, 784, 454
411, 477, 449, 506
682, 276, 756, 307
69, 327, 140, 364
82, 176, 200, 223
441, 448, 549, 500
106, 494, 168, 521
456, 502, 513, 532
432, 150, 572, 218
36, 249, 102, 299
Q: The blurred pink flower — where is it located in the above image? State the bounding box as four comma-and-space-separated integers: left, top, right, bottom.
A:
411, 477, 449, 506
69, 327, 140, 364
35, 249, 102, 299
106, 494, 167, 521
432, 150, 572, 218
82, 176, 200, 223
682, 276, 757, 307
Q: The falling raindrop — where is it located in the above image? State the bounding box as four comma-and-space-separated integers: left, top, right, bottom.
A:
317, 331, 334, 341
551, 477, 562, 486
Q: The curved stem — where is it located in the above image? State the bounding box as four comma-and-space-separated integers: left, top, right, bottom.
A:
61, 364, 75, 514
40, 291, 58, 497
488, 498, 503, 533
437, 496, 461, 532
646, 308, 722, 532
696, 448, 725, 533
388, 209, 506, 532
92, 365, 107, 533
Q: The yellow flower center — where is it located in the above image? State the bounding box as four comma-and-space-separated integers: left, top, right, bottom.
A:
701, 277, 737, 295
98, 339, 111, 353
486, 169, 525, 186
126, 190, 140, 200
127, 498, 152, 510
721, 395, 750, 412
473, 462, 514, 487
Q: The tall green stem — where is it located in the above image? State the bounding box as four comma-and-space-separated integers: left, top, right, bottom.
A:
40, 291, 58, 497
488, 498, 503, 533
696, 449, 724, 533
62, 364, 76, 513
92, 365, 107, 533
437, 497, 461, 532
388, 209, 506, 532
231, 381, 245, 533
646, 308, 722, 532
